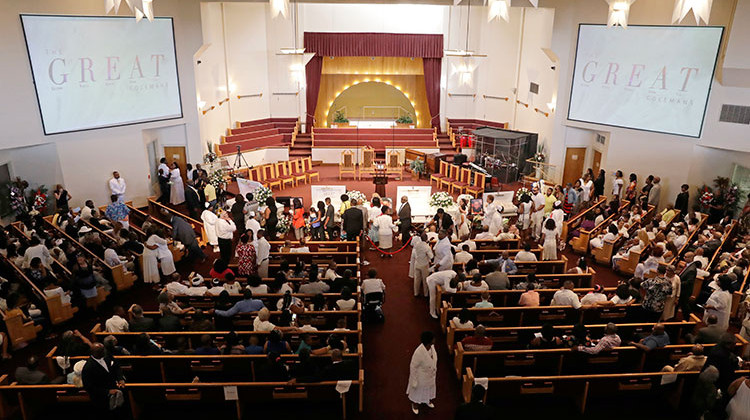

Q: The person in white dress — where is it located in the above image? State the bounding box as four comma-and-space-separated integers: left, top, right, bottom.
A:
582, 173, 594, 203
201, 204, 220, 253
541, 218, 558, 261
407, 331, 437, 414
530, 185, 546, 239
374, 206, 397, 256
549, 201, 565, 238
169, 163, 185, 205
661, 265, 681, 321
517, 194, 532, 232
457, 199, 471, 239
142, 231, 161, 284
367, 196, 382, 244
703, 275, 733, 331
488, 204, 505, 237
147, 231, 175, 277
483, 195, 497, 230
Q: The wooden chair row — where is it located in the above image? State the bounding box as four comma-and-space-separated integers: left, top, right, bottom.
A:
562, 196, 607, 241
142, 307, 362, 330
568, 200, 634, 254
0, 372, 364, 420
430, 161, 485, 197
436, 285, 614, 312
446, 317, 700, 354
169, 291, 362, 311
267, 240, 359, 253
247, 157, 318, 190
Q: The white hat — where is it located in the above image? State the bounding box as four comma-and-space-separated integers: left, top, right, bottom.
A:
190, 273, 204, 286
205, 202, 211, 209
73, 360, 86, 375
554, 201, 562, 206
78, 226, 92, 234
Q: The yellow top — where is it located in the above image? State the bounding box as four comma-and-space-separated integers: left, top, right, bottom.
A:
339, 200, 351, 215
544, 194, 557, 216
204, 183, 217, 202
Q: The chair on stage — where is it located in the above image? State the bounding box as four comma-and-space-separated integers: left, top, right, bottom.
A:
275, 161, 296, 189
430, 160, 449, 188
385, 150, 402, 180
359, 147, 376, 180
465, 171, 487, 197
260, 164, 282, 190
339, 150, 356, 180
450, 167, 472, 195
440, 164, 459, 191
291, 159, 309, 186
302, 157, 320, 183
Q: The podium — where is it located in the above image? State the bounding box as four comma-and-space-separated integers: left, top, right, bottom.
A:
373, 165, 388, 197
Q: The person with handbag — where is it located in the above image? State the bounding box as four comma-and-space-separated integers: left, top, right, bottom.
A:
82, 343, 126, 416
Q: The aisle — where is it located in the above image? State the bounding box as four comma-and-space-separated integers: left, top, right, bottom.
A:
359, 241, 461, 419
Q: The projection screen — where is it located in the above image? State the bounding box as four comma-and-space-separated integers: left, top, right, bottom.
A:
568, 24, 723, 138
20, 15, 183, 135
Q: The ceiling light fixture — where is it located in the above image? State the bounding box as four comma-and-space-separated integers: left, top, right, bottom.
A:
672, 0, 712, 25
607, 0, 635, 28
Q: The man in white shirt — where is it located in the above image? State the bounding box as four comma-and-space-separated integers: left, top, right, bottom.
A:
215, 212, 236, 263
514, 244, 538, 262
104, 306, 129, 333
454, 245, 473, 264
361, 269, 386, 296
80, 200, 98, 221
433, 230, 453, 271
474, 226, 494, 240
426, 270, 459, 318
323, 261, 339, 281
530, 185, 546, 240
108, 171, 127, 203
456, 238, 477, 252
22, 236, 52, 269
290, 238, 310, 253
550, 280, 582, 309
246, 213, 261, 242
413, 233, 434, 297
256, 229, 271, 278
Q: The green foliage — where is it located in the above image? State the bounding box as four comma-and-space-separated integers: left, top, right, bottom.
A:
396, 115, 413, 124
410, 158, 426, 174
333, 110, 349, 123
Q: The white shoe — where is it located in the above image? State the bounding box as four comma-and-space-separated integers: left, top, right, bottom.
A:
427, 402, 434, 409
362, 260, 370, 266
412, 406, 419, 414
430, 313, 438, 319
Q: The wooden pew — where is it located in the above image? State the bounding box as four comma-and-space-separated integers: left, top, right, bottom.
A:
78, 219, 137, 291
445, 317, 700, 354
439, 302, 643, 333
268, 240, 359, 253
436, 286, 615, 310
169, 291, 361, 311
591, 220, 640, 265
569, 200, 631, 254
1, 308, 42, 349
0, 372, 365, 420
119, 202, 184, 264
450, 238, 521, 250
460, 368, 750, 414
147, 196, 207, 245
453, 337, 746, 379
269, 251, 360, 265
562, 196, 607, 242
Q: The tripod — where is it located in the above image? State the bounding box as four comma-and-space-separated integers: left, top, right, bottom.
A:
233, 145, 250, 170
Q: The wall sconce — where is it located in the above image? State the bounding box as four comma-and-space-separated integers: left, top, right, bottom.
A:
672, 0, 712, 25
607, 0, 635, 28
516, 100, 529, 108
270, 0, 289, 18
487, 0, 511, 22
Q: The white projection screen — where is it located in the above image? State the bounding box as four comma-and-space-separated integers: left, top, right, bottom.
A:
568, 25, 723, 138
21, 15, 183, 135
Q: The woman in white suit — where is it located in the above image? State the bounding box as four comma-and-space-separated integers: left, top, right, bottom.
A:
374, 206, 397, 257
169, 162, 185, 205
407, 331, 437, 414
201, 203, 220, 253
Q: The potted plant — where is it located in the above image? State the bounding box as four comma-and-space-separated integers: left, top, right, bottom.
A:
396, 115, 414, 128
409, 158, 425, 180
332, 110, 350, 128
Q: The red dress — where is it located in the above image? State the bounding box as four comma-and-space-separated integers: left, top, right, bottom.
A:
236, 243, 258, 277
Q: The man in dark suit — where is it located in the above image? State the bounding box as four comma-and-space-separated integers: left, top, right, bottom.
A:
674, 184, 690, 215
342, 199, 364, 241
679, 254, 701, 320
168, 212, 206, 262
231, 194, 247, 233
82, 343, 125, 415
184, 182, 202, 219
321, 349, 357, 380
15, 356, 62, 384
397, 196, 412, 243
324, 197, 336, 240
455, 384, 496, 420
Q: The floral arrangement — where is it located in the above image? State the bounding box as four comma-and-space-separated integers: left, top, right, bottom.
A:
276, 214, 292, 235
699, 190, 714, 206
204, 142, 217, 163
725, 185, 739, 206
515, 187, 531, 201
346, 190, 366, 205
333, 110, 349, 124
253, 186, 273, 205
9, 178, 28, 217
208, 168, 225, 189
396, 115, 414, 124
429, 191, 455, 209
410, 158, 426, 174
32, 186, 48, 213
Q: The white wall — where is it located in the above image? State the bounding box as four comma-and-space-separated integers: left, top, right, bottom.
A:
0, 0, 204, 208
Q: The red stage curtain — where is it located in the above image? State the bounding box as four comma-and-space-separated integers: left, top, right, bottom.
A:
423, 58, 441, 130
305, 56, 323, 132
304, 32, 443, 58
304, 32, 443, 131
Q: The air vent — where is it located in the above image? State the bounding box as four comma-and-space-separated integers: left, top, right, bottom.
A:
719, 104, 750, 124
596, 134, 606, 145
529, 82, 539, 94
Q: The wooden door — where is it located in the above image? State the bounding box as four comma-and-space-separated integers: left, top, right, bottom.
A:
164, 146, 187, 183
592, 150, 602, 175
562, 147, 586, 187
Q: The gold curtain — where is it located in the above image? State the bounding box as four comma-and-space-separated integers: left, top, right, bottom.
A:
315, 57, 430, 128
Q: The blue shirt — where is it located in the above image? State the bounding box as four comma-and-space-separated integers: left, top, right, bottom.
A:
245, 344, 263, 355
105, 201, 130, 222
484, 257, 518, 274
642, 332, 670, 350
215, 298, 265, 317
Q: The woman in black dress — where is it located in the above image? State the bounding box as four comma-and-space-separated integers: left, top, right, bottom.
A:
264, 196, 278, 239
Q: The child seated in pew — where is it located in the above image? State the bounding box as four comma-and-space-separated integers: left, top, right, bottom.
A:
473, 291, 493, 308
627, 204, 645, 225
594, 207, 605, 226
